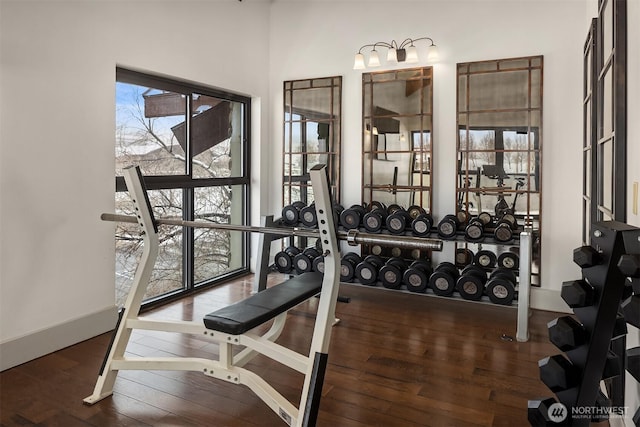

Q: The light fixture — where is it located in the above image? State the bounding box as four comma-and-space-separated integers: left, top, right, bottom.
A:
353, 37, 438, 70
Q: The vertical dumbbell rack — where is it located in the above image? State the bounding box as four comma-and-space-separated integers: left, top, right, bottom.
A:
529, 221, 640, 426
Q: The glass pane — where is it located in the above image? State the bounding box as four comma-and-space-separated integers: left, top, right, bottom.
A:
500, 59, 530, 70
531, 69, 542, 109
116, 82, 186, 176
284, 120, 303, 153
602, 0, 612, 61
292, 87, 334, 118
372, 80, 424, 115
602, 68, 613, 137
114, 189, 184, 307
468, 70, 530, 110
585, 99, 592, 149
503, 130, 535, 151
465, 111, 530, 129
192, 96, 244, 179
469, 62, 497, 73
194, 185, 245, 284
602, 139, 613, 210
458, 75, 467, 111
460, 129, 496, 151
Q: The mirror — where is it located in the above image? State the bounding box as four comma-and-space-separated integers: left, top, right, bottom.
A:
456, 56, 543, 283
283, 76, 342, 205
362, 67, 433, 212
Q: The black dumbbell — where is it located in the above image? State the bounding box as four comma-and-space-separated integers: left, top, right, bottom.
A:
573, 245, 600, 268
293, 247, 320, 274
464, 217, 485, 242
474, 249, 497, 269
485, 268, 517, 305
411, 213, 434, 237
455, 247, 474, 268
548, 316, 587, 352
407, 205, 426, 219
362, 204, 387, 233
621, 295, 640, 329
355, 255, 384, 285
340, 252, 362, 282
403, 259, 433, 293
618, 253, 640, 277
299, 203, 317, 228
281, 201, 306, 225
386, 208, 412, 235
612, 312, 628, 340
273, 246, 301, 273
493, 217, 515, 243
500, 213, 518, 228
592, 390, 612, 423
369, 200, 387, 211
561, 279, 596, 308
312, 255, 325, 273
602, 350, 621, 380
456, 210, 471, 226
477, 211, 493, 226
437, 214, 460, 239
539, 354, 581, 393
497, 251, 519, 270
386, 204, 403, 215
379, 257, 408, 289
527, 397, 565, 426
456, 265, 487, 301
429, 262, 460, 296
340, 204, 366, 229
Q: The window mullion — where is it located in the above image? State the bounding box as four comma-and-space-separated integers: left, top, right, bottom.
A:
184, 94, 194, 290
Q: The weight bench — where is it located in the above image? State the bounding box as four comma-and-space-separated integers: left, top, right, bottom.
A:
204, 272, 323, 335
85, 165, 341, 427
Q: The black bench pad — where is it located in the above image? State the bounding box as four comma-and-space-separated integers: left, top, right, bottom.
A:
203, 272, 323, 335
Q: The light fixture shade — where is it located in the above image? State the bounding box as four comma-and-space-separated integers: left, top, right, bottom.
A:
353, 53, 366, 70
405, 45, 419, 63
427, 44, 439, 61
368, 50, 381, 67
386, 48, 397, 63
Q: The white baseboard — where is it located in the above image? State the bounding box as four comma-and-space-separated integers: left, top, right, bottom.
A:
0, 305, 118, 371
530, 287, 573, 313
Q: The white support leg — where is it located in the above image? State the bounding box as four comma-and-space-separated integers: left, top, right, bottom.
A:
296, 165, 341, 426
85, 166, 160, 404
516, 227, 533, 342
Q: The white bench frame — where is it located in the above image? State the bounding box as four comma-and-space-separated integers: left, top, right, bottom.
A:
84, 165, 341, 427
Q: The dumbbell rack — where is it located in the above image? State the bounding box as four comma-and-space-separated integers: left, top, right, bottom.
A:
254, 215, 534, 343
529, 221, 640, 426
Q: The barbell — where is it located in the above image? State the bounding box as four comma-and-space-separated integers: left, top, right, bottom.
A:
101, 213, 444, 252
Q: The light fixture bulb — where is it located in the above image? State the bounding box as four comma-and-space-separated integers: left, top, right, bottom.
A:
353, 53, 366, 70
427, 44, 439, 61
405, 45, 419, 63
368, 50, 381, 67
387, 48, 397, 63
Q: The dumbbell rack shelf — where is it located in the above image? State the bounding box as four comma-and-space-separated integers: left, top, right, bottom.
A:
255, 215, 534, 342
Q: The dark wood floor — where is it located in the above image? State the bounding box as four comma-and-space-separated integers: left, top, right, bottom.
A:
1, 274, 573, 426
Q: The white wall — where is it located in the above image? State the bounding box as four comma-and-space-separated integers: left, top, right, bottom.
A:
269, 0, 586, 311
0, 0, 271, 370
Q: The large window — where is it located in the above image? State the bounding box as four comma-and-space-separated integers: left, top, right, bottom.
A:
115, 68, 250, 307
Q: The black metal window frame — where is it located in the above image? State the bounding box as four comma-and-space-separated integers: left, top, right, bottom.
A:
115, 67, 251, 307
